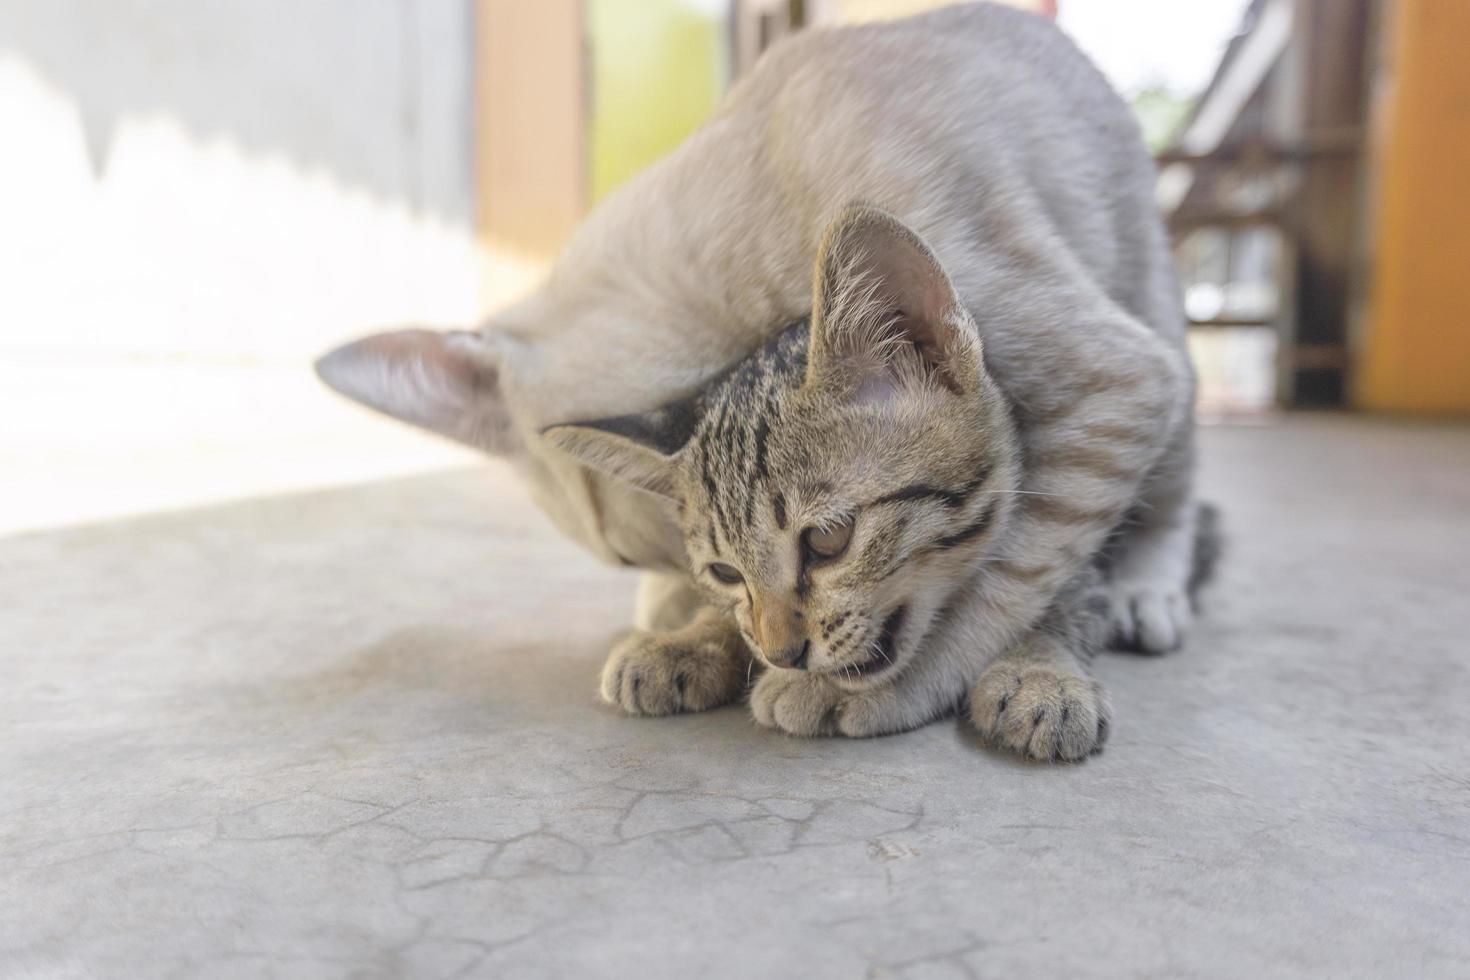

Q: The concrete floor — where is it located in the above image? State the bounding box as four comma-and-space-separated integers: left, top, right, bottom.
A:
3, 417, 1469, 978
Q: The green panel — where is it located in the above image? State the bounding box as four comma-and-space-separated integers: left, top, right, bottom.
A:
586, 0, 727, 202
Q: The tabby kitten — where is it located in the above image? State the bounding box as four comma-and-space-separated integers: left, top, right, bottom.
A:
314, 6, 1215, 760
548, 206, 1211, 759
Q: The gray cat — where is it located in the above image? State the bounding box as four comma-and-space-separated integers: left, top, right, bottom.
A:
316, 4, 1217, 761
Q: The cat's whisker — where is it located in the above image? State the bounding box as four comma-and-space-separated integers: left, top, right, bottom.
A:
957, 554, 1026, 573
863, 636, 892, 667
977, 489, 1067, 497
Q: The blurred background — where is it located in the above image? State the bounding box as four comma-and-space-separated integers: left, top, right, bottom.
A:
1, 0, 1465, 535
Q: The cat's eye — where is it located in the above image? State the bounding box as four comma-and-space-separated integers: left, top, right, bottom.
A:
708, 562, 745, 585
803, 516, 855, 561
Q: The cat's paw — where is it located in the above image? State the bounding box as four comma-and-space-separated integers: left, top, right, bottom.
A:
749, 670, 918, 737
1108, 580, 1191, 654
750, 670, 843, 736
600, 629, 745, 716
969, 661, 1111, 762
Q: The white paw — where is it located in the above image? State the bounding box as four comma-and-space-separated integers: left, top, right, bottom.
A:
600, 629, 745, 716
1108, 581, 1191, 654
749, 670, 915, 738
969, 661, 1110, 762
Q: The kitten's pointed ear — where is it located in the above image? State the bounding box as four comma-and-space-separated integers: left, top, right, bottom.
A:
809, 204, 983, 397
315, 328, 519, 453
541, 397, 701, 501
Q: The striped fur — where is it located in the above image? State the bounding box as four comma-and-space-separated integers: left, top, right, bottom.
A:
547, 188, 1215, 757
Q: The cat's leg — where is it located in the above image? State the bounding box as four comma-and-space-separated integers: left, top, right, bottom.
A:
968, 570, 1113, 761
1103, 421, 1200, 653
632, 571, 706, 631
601, 573, 752, 715
976, 290, 1193, 659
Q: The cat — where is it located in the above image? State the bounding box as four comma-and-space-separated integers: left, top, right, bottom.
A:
314, 4, 1217, 760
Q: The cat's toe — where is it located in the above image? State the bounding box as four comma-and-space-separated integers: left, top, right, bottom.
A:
969, 662, 1110, 762
600, 631, 743, 716
600, 635, 678, 715
750, 670, 841, 736
1109, 584, 1190, 654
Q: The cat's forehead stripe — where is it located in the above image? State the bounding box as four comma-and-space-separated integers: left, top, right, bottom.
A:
691, 320, 810, 551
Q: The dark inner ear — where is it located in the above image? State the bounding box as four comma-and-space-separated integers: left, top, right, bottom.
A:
540, 387, 708, 499
570, 395, 703, 457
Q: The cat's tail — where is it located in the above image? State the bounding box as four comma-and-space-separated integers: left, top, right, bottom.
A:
1187, 501, 1223, 603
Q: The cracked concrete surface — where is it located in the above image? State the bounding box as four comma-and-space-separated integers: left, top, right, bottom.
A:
3, 417, 1469, 978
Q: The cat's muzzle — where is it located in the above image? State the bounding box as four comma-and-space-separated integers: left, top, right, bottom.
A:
838, 605, 906, 680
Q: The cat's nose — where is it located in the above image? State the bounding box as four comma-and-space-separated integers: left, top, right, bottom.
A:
753, 598, 807, 668
767, 639, 810, 670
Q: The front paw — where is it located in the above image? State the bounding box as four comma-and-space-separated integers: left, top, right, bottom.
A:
600, 629, 745, 716
969, 661, 1111, 762
750, 670, 843, 736
749, 671, 920, 737
1108, 581, 1190, 654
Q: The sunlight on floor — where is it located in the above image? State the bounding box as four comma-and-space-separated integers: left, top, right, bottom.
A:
0, 357, 495, 537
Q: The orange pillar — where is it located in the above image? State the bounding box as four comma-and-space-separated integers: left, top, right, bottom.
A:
1357, 0, 1470, 413
474, 0, 587, 260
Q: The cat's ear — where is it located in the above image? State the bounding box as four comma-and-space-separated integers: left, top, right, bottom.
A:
315, 328, 520, 454
541, 396, 701, 501
808, 203, 983, 398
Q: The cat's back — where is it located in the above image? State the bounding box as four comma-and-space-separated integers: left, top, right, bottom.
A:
579, 3, 1155, 308
728, 5, 1172, 345
749, 3, 1118, 121
743, 4, 1157, 268
527, 4, 1171, 421
749, 6, 1139, 163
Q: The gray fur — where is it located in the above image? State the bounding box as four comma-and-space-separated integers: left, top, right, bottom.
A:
315, 5, 1216, 760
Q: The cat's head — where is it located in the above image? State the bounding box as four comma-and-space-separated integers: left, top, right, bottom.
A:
547, 205, 1021, 687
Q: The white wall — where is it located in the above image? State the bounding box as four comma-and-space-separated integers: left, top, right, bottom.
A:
0, 0, 494, 361
0, 1, 541, 532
